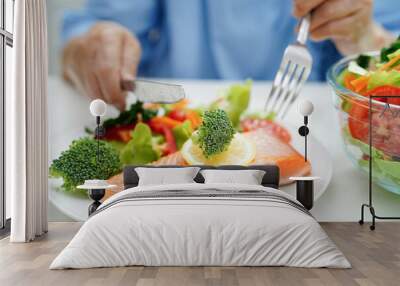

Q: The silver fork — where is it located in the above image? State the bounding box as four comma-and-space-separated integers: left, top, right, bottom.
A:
265, 14, 312, 119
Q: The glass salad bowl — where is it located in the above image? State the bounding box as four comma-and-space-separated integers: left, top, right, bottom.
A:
327, 53, 400, 195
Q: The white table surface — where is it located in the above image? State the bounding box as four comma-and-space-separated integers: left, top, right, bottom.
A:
48, 76, 400, 222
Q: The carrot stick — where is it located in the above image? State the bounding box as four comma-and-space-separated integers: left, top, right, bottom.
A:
344, 73, 357, 91
171, 99, 189, 110
350, 76, 370, 93
151, 116, 181, 129
186, 110, 202, 129
379, 54, 400, 71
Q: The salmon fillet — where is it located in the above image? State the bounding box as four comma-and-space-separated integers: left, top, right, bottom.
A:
106, 129, 311, 198
105, 152, 187, 200
244, 128, 311, 185
103, 173, 124, 201
151, 152, 187, 166
148, 131, 311, 186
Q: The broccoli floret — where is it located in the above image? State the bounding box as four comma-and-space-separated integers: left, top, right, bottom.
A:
50, 137, 122, 194
194, 109, 235, 158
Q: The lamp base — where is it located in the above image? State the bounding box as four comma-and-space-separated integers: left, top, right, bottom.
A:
88, 188, 105, 216
296, 180, 314, 210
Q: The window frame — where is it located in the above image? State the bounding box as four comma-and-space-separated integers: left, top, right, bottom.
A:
0, 0, 13, 234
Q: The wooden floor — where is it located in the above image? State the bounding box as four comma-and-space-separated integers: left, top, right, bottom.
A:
0, 222, 399, 286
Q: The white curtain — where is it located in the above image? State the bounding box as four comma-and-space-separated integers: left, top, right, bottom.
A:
8, 0, 48, 242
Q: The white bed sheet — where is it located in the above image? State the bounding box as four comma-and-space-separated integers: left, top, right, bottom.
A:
50, 183, 350, 269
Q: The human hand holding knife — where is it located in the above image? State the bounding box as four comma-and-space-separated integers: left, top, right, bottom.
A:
63, 22, 185, 110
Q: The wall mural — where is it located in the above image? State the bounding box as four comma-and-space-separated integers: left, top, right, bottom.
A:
47, 2, 400, 222
49, 80, 323, 220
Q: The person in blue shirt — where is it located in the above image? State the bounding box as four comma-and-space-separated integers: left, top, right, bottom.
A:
62, 0, 399, 110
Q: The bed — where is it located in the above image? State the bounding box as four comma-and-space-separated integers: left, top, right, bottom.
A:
50, 165, 350, 269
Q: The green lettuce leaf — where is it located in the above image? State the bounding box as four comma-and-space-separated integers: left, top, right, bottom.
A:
367, 70, 400, 90
343, 127, 384, 159
343, 127, 400, 185
210, 80, 251, 127
375, 159, 400, 181
359, 157, 400, 186
173, 120, 193, 150
119, 123, 159, 165
107, 140, 126, 154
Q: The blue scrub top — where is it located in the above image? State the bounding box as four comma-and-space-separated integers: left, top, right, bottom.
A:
62, 0, 400, 81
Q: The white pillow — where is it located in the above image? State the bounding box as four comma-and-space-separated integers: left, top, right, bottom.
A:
200, 169, 266, 185
135, 167, 200, 186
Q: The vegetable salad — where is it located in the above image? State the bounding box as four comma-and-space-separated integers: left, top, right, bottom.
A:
50, 81, 257, 194
338, 36, 400, 106
336, 37, 400, 190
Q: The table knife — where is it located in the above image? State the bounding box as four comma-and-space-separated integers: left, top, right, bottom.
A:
121, 79, 185, 104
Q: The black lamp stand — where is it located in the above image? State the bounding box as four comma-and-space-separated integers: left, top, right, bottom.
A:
298, 116, 309, 162
95, 116, 105, 165
88, 116, 106, 216
293, 115, 315, 210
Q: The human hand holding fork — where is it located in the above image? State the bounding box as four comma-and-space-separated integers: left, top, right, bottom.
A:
266, 0, 394, 119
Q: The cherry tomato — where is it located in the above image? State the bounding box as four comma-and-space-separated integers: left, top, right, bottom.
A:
348, 101, 369, 142
103, 124, 135, 142
365, 85, 400, 105
168, 109, 187, 122
388, 97, 400, 105
348, 85, 400, 143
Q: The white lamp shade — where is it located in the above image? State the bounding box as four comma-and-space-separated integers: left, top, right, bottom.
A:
298, 99, 314, 116
90, 99, 107, 117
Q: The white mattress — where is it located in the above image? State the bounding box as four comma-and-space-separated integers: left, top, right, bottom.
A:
50, 183, 350, 269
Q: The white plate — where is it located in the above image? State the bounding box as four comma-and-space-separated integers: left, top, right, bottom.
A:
49, 123, 332, 221
48, 79, 333, 221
